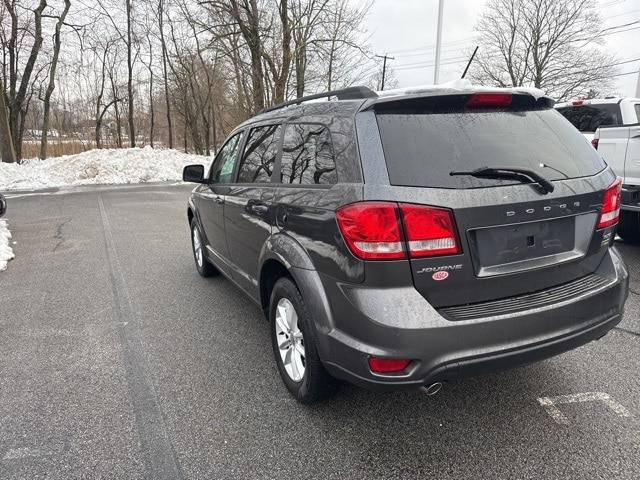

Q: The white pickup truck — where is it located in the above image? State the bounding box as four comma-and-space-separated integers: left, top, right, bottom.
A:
555, 97, 640, 142
556, 97, 640, 242
593, 122, 640, 242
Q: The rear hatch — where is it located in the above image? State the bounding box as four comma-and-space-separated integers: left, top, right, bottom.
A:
369, 92, 618, 308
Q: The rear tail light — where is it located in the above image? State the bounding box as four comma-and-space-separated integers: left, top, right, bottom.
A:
336, 202, 461, 260
335, 202, 404, 259
597, 177, 622, 229
591, 138, 599, 149
368, 358, 411, 373
465, 92, 512, 109
400, 204, 460, 257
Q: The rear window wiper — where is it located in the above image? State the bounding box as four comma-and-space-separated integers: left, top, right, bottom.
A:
450, 166, 554, 194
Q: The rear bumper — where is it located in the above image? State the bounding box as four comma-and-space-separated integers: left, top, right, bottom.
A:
621, 185, 640, 211
316, 248, 629, 391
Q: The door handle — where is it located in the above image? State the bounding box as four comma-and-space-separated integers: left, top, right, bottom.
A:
251, 205, 269, 214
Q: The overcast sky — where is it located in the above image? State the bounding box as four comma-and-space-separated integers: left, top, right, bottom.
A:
364, 0, 640, 97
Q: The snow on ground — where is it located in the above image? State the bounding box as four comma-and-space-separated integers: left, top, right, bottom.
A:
0, 146, 208, 271
0, 219, 14, 271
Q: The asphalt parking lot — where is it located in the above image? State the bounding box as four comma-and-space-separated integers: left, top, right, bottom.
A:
1, 183, 638, 479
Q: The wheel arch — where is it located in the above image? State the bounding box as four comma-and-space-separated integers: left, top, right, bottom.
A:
258, 234, 335, 360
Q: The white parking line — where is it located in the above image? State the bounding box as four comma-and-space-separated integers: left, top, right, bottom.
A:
537, 392, 632, 425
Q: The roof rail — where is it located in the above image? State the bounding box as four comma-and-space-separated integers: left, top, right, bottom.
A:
260, 86, 378, 114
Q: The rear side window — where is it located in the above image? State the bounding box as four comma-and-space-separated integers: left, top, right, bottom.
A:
280, 123, 337, 185
376, 108, 606, 189
556, 104, 622, 132
237, 124, 282, 183
634, 104, 640, 123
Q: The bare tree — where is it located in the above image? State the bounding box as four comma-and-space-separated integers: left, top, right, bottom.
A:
317, 0, 372, 92
157, 0, 173, 148
0, 76, 17, 163
39, 0, 71, 159
2, 0, 47, 161
469, 0, 618, 101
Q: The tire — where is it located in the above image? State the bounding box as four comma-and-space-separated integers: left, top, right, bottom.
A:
190, 219, 219, 277
269, 277, 338, 404
616, 211, 640, 243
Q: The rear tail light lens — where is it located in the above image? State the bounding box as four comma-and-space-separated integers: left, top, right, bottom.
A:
336, 202, 461, 260
597, 177, 622, 229
465, 92, 512, 109
591, 138, 599, 149
368, 358, 411, 373
335, 202, 404, 259
400, 205, 460, 257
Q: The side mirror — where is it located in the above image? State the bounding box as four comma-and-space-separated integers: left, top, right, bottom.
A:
183, 164, 205, 183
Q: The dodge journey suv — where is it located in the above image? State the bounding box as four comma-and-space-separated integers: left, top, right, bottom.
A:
183, 85, 629, 403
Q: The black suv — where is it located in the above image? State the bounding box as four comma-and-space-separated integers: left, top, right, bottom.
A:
183, 86, 629, 403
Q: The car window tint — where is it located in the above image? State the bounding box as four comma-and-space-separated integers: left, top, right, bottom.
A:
210, 133, 242, 183
377, 108, 606, 189
237, 125, 281, 183
281, 123, 336, 185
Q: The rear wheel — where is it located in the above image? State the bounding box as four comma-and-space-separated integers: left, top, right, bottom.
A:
616, 211, 640, 243
190, 219, 219, 277
270, 277, 338, 404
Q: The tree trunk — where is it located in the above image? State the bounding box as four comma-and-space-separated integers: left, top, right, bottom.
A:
0, 77, 17, 163
40, 0, 71, 160
126, 0, 135, 147
5, 0, 47, 162
158, 0, 173, 149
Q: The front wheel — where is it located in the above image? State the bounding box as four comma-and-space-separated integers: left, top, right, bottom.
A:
270, 277, 338, 404
190, 219, 219, 277
617, 211, 640, 243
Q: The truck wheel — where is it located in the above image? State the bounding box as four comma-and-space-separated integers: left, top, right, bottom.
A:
269, 277, 338, 404
617, 211, 640, 243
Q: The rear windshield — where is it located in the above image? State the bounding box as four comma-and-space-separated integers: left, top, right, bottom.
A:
556, 104, 622, 132
376, 108, 606, 189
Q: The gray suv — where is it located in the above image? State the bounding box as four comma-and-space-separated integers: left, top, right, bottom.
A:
183, 86, 629, 403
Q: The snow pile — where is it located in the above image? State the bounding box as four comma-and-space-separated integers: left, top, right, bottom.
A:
0, 220, 14, 271
0, 146, 208, 191
0, 146, 209, 271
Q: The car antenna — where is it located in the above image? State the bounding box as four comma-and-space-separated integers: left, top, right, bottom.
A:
461, 46, 479, 79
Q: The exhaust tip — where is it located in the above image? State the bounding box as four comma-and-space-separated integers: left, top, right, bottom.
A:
421, 382, 443, 396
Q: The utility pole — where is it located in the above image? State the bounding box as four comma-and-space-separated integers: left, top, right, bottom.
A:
376, 54, 395, 90
434, 0, 444, 84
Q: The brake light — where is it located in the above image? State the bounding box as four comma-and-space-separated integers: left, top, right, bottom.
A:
336, 202, 461, 260
571, 100, 585, 106
597, 177, 622, 229
335, 202, 404, 259
368, 358, 411, 373
591, 138, 599, 149
400, 204, 460, 257
465, 92, 512, 109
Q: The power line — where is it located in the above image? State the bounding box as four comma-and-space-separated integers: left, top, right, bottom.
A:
386, 38, 471, 55
602, 18, 640, 32
612, 58, 640, 66
597, 0, 627, 9
604, 24, 640, 35
609, 70, 639, 78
